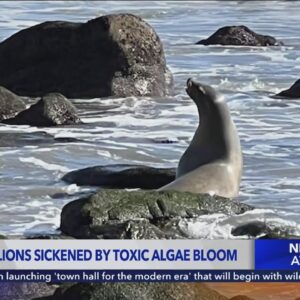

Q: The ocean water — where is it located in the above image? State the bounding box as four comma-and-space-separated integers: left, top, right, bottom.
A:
0, 1, 300, 237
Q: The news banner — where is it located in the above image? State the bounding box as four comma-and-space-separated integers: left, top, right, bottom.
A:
0, 240, 300, 283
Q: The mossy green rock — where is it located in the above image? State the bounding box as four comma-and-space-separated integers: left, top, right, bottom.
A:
60, 190, 252, 239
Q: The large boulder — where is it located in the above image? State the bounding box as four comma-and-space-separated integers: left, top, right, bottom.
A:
276, 79, 300, 98
197, 25, 283, 46
0, 86, 26, 121
0, 14, 172, 98
60, 189, 252, 239
33, 282, 228, 300
3, 93, 81, 126
62, 164, 176, 188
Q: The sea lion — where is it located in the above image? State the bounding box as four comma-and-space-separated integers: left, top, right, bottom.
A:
159, 78, 242, 198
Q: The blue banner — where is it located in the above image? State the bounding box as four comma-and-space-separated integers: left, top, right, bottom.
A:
255, 240, 300, 270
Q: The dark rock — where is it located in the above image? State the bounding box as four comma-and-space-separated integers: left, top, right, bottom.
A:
0, 14, 173, 98
153, 139, 177, 144
62, 164, 176, 188
53, 137, 81, 143
231, 221, 267, 237
197, 25, 283, 46
33, 282, 228, 300
232, 221, 300, 239
0, 86, 26, 121
60, 189, 252, 239
276, 79, 300, 98
0, 283, 57, 300
3, 93, 81, 126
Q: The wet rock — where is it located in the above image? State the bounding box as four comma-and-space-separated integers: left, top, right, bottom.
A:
197, 25, 283, 46
0, 282, 57, 300
62, 164, 176, 188
33, 282, 228, 300
3, 93, 81, 127
0, 14, 173, 98
60, 189, 252, 239
53, 137, 81, 143
153, 139, 177, 144
0, 86, 26, 121
232, 221, 300, 239
276, 79, 300, 98
231, 221, 267, 237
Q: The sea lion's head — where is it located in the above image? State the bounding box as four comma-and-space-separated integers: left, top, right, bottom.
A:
186, 78, 223, 106
185, 78, 230, 125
